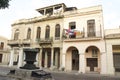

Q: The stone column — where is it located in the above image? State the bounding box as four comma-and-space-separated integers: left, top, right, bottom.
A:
38, 49, 42, 69
45, 51, 48, 68
62, 54, 66, 70
79, 54, 85, 73
100, 52, 107, 74
59, 48, 62, 70
9, 48, 14, 67
50, 48, 54, 69
106, 44, 114, 75
55, 51, 58, 67
44, 9, 46, 15
17, 47, 23, 68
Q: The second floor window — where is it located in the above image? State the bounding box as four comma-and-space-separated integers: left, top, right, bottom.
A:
27, 28, 31, 39
14, 29, 19, 40
69, 22, 76, 29
69, 22, 76, 38
36, 27, 41, 39
87, 19, 95, 37
45, 25, 50, 39
55, 24, 60, 39
0, 42, 4, 50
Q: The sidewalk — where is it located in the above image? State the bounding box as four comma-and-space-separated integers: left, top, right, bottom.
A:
42, 68, 120, 78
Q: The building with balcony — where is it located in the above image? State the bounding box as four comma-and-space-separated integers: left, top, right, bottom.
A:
8, 3, 120, 75
0, 36, 10, 65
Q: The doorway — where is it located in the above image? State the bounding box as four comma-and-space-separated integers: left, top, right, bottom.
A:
72, 50, 79, 70
0, 54, 3, 63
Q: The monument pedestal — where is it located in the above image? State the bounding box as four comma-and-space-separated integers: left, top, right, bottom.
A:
8, 49, 53, 80
8, 69, 52, 80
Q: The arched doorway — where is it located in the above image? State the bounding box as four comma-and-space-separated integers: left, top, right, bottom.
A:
66, 46, 79, 71
72, 50, 79, 70
85, 46, 100, 72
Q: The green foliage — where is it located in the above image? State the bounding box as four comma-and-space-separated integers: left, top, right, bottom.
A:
0, 0, 11, 9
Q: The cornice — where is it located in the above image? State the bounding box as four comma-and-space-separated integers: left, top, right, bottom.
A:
12, 15, 64, 26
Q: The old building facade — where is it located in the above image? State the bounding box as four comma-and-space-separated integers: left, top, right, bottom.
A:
8, 3, 120, 75
0, 36, 10, 65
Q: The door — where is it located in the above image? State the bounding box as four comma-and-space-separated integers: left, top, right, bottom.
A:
72, 50, 79, 70
113, 53, 120, 72
87, 58, 98, 71
0, 54, 3, 63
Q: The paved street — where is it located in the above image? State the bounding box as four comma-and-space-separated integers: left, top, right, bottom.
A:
0, 66, 120, 80
51, 72, 120, 80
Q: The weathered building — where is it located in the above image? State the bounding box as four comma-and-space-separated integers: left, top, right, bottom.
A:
105, 28, 120, 75
7, 3, 120, 75
0, 36, 10, 65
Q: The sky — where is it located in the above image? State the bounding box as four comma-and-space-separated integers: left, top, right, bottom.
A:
0, 0, 120, 39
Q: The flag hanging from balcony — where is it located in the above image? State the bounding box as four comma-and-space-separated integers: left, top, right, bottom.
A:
65, 29, 76, 36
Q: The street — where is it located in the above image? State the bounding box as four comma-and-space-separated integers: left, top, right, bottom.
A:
51, 72, 120, 80
0, 66, 120, 80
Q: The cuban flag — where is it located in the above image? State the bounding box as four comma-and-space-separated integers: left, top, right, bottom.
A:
65, 29, 76, 36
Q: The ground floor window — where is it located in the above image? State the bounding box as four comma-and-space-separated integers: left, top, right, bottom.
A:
87, 58, 98, 71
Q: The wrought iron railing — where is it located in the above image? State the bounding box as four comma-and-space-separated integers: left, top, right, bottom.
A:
63, 31, 102, 39
36, 37, 53, 43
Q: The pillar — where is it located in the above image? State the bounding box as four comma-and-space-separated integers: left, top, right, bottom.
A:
45, 51, 48, 68
79, 54, 85, 73
17, 47, 23, 68
100, 52, 107, 74
62, 54, 66, 70
38, 49, 42, 69
55, 51, 58, 67
59, 48, 62, 70
44, 9, 46, 15
106, 44, 114, 75
50, 48, 54, 69
9, 48, 14, 67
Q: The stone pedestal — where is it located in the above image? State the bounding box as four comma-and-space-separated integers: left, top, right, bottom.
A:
20, 49, 39, 69
8, 69, 52, 80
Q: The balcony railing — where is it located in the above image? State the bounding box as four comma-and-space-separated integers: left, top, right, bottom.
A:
63, 31, 102, 41
0, 48, 10, 52
8, 39, 22, 46
22, 39, 31, 44
36, 37, 53, 44
8, 39, 31, 46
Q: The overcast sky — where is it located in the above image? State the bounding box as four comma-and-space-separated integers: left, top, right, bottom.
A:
0, 0, 120, 39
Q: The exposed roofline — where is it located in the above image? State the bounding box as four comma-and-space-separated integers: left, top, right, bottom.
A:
36, 3, 66, 12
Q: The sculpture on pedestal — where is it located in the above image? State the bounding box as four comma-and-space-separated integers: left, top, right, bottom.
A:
20, 48, 39, 69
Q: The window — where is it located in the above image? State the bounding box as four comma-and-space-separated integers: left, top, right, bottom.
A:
69, 22, 76, 38
69, 22, 76, 29
92, 49, 98, 57
14, 29, 19, 40
0, 42, 4, 50
55, 24, 60, 39
87, 19, 95, 37
36, 27, 41, 39
27, 28, 31, 39
45, 25, 50, 39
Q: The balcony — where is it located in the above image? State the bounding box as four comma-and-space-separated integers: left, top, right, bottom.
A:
7, 39, 22, 46
0, 48, 10, 53
22, 39, 31, 45
63, 31, 102, 42
36, 38, 53, 47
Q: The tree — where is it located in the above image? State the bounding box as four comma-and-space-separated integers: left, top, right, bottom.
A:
0, 0, 11, 9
